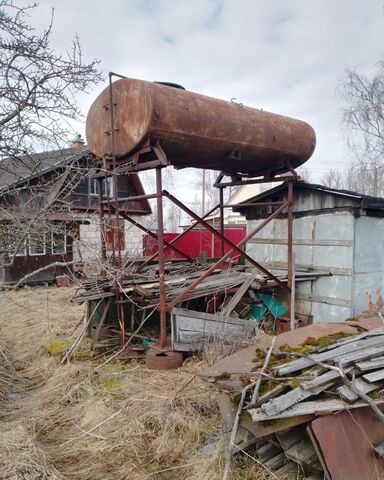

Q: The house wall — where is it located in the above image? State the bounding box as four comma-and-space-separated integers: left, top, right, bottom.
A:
246, 211, 356, 323
353, 216, 384, 315
0, 233, 75, 285
74, 213, 144, 263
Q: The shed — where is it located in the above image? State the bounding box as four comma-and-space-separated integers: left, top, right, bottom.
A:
234, 181, 384, 323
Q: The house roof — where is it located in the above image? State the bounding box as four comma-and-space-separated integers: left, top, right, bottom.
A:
234, 181, 384, 213
0, 146, 152, 214
0, 146, 90, 190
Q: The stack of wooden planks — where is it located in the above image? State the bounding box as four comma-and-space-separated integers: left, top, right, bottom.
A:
72, 262, 328, 307
199, 323, 384, 479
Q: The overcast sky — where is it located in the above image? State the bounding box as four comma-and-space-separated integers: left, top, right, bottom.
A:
32, 0, 384, 204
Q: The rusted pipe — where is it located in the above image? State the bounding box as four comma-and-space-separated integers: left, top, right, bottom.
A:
156, 168, 167, 348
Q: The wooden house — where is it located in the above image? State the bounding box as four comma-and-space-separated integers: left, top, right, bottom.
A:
0, 142, 151, 284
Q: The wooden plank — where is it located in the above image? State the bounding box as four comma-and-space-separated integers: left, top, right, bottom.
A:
254, 384, 287, 407
277, 427, 307, 451
275, 334, 384, 376
260, 380, 336, 417
221, 272, 258, 317
177, 315, 254, 335
91, 298, 112, 348
241, 414, 315, 440
264, 452, 286, 470
337, 344, 384, 367
315, 327, 384, 352
250, 399, 384, 422
285, 437, 322, 473
300, 367, 353, 391
173, 307, 251, 327
356, 357, 384, 372
172, 308, 255, 351
274, 462, 299, 480
363, 368, 384, 383
255, 442, 282, 463
337, 377, 380, 403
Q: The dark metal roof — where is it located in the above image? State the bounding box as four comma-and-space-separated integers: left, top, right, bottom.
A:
234, 181, 384, 213
0, 146, 90, 189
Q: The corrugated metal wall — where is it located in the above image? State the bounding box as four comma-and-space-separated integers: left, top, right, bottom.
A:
246, 212, 355, 323
353, 216, 384, 316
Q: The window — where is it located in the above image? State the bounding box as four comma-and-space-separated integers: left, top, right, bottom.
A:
29, 233, 46, 256
52, 229, 66, 254
15, 240, 27, 256
90, 177, 113, 198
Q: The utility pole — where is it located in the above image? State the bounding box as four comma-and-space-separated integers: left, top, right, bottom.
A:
373, 165, 378, 197
202, 169, 206, 215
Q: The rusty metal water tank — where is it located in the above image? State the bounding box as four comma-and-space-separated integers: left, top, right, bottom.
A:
86, 77, 316, 176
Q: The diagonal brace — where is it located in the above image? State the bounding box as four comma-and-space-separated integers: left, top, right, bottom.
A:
163, 190, 288, 290
108, 205, 194, 263
166, 201, 290, 311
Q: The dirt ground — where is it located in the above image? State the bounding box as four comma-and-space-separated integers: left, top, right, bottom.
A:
0, 286, 271, 480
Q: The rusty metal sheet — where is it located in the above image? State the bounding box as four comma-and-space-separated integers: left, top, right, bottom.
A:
86, 77, 316, 176
308, 406, 384, 480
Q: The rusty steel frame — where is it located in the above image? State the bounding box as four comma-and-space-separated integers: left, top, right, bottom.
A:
136, 202, 220, 272
97, 71, 297, 351
108, 204, 194, 262
166, 199, 290, 310
162, 190, 288, 290
96, 72, 127, 346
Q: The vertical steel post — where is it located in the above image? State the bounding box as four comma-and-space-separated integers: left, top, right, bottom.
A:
202, 169, 206, 216
108, 72, 125, 346
97, 177, 107, 266
219, 186, 225, 256
287, 180, 294, 329
156, 167, 167, 348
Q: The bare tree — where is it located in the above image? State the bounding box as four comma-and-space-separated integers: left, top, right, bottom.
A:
340, 62, 384, 196
320, 169, 344, 189
0, 1, 102, 272
296, 166, 312, 183
0, 1, 102, 160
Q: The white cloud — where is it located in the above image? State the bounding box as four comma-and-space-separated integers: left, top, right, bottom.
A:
32, 0, 384, 204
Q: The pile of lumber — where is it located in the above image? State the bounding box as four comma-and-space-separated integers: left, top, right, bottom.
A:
72, 261, 327, 308
199, 321, 384, 479
72, 264, 262, 306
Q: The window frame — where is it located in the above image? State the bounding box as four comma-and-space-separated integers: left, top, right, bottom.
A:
89, 177, 114, 198
15, 240, 27, 257
28, 232, 46, 256
51, 228, 67, 255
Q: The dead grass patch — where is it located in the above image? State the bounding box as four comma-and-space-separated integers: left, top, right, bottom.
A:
0, 286, 274, 480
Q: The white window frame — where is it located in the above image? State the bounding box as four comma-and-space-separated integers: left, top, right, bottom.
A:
90, 177, 113, 198
51, 228, 67, 255
15, 241, 27, 256
28, 233, 46, 256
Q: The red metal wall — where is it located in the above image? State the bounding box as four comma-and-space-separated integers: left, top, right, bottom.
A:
143, 227, 246, 260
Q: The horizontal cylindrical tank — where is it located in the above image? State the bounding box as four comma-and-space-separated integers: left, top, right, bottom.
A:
86, 77, 316, 176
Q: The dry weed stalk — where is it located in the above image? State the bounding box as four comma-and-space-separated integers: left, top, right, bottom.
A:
0, 287, 274, 480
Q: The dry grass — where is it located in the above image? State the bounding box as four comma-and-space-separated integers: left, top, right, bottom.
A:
0, 286, 272, 480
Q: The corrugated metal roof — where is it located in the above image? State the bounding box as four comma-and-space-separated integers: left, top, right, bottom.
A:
234, 181, 384, 213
